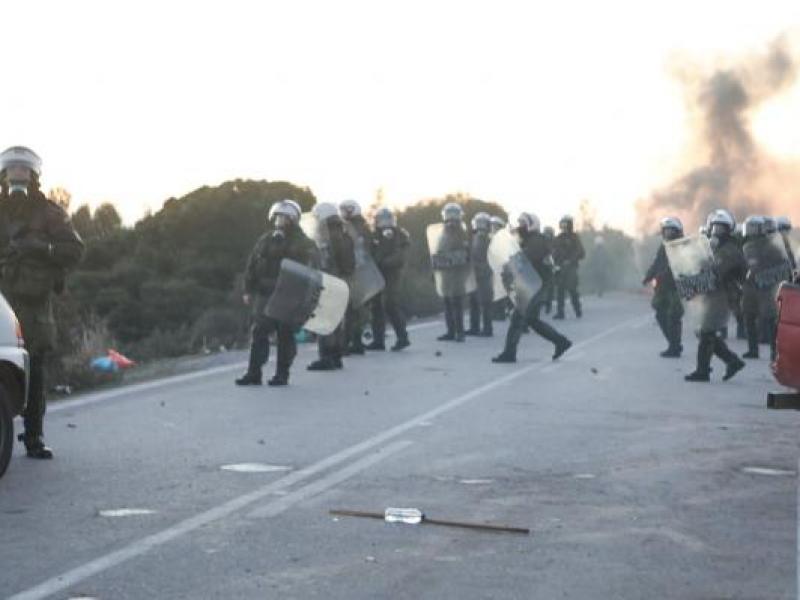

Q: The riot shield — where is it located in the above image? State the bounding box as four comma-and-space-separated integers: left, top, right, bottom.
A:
426, 223, 476, 297
487, 228, 543, 314
665, 235, 729, 332
300, 212, 333, 271
344, 222, 386, 307
264, 259, 349, 335
744, 233, 793, 290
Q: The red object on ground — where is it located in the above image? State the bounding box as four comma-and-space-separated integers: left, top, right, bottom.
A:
773, 282, 800, 390
107, 349, 136, 369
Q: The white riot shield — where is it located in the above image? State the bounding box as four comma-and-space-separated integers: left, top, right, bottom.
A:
300, 212, 333, 271
665, 235, 729, 332
264, 259, 349, 335
426, 223, 476, 297
487, 228, 543, 314
344, 222, 386, 307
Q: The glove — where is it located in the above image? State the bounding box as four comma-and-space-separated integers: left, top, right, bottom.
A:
10, 238, 52, 259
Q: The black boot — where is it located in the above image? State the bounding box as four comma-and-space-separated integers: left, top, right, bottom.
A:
492, 351, 516, 363
268, 367, 289, 386
464, 327, 481, 336
553, 311, 565, 320
365, 340, 386, 351
235, 371, 262, 386
307, 358, 338, 371
19, 433, 53, 459
552, 338, 572, 360
391, 337, 410, 351
660, 347, 681, 358
437, 332, 456, 341
347, 342, 365, 356
684, 370, 711, 382
723, 357, 746, 381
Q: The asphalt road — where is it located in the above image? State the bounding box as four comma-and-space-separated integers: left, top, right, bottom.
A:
1, 292, 798, 600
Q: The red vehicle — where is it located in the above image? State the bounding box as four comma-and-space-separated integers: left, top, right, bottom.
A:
770, 282, 800, 407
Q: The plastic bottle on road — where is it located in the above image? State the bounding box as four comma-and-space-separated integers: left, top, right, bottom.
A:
384, 507, 424, 524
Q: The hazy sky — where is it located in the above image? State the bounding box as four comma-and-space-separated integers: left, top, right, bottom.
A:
3, 1, 799, 231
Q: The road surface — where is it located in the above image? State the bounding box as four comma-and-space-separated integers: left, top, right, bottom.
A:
1, 292, 798, 599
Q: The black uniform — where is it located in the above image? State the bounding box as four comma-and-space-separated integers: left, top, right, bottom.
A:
467, 229, 493, 336
240, 224, 317, 384
435, 223, 470, 341
643, 244, 684, 356
0, 190, 84, 456
494, 231, 571, 362
343, 215, 373, 355
369, 226, 410, 350
310, 218, 355, 369
553, 232, 585, 318
688, 234, 747, 381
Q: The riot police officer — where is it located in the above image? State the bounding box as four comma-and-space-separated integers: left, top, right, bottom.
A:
307, 202, 355, 371
492, 213, 572, 363
553, 215, 585, 319
367, 208, 411, 351
0, 146, 84, 458
776, 216, 796, 271
642, 217, 685, 358
236, 200, 316, 386
542, 225, 556, 314
685, 209, 747, 382
430, 203, 471, 342
466, 212, 493, 337
339, 199, 372, 356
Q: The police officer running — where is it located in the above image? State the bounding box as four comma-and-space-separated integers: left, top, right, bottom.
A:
492, 213, 572, 363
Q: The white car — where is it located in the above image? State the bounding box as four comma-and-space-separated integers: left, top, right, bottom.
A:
0, 292, 29, 479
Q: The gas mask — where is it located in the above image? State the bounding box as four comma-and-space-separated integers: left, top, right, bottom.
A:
661, 227, 681, 241
5, 165, 32, 196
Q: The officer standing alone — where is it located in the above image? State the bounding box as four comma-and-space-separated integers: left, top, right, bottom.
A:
0, 146, 84, 458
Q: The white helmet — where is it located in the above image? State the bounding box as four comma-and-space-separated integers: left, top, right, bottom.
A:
441, 202, 463, 223
268, 199, 302, 224
743, 215, 765, 237
777, 216, 792, 232
374, 207, 397, 229
659, 216, 683, 234
0, 146, 42, 177
312, 202, 339, 221
489, 216, 505, 231
708, 208, 735, 232
513, 212, 540, 233
339, 199, 361, 220
762, 216, 777, 234
471, 212, 491, 232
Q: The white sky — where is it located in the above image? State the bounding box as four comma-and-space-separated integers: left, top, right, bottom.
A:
3, 0, 799, 232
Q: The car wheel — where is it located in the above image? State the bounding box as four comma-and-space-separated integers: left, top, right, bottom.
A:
0, 385, 13, 479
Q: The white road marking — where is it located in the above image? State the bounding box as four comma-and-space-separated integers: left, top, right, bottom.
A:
249, 440, 412, 518
8, 312, 645, 600
458, 478, 493, 485
98, 509, 157, 518
741, 466, 797, 477
220, 463, 293, 474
